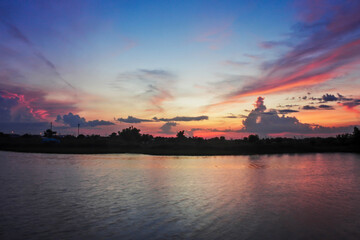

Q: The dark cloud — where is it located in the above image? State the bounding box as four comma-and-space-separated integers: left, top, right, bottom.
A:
154, 116, 209, 122
322, 94, 338, 102
116, 116, 153, 123
56, 113, 114, 128
277, 109, 299, 114
159, 122, 177, 134
303, 104, 335, 110
193, 127, 239, 133
278, 104, 299, 108
303, 105, 317, 110
223, 113, 248, 119
318, 104, 334, 110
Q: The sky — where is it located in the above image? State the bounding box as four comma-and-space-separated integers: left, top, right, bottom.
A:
0, 0, 359, 138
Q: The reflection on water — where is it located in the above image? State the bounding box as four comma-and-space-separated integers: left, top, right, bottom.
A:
1, 151, 360, 239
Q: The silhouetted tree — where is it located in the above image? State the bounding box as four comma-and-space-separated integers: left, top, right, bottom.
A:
118, 126, 141, 142
44, 129, 56, 138
176, 130, 186, 140
77, 134, 85, 139
22, 134, 32, 138
353, 127, 360, 143
141, 134, 153, 143
248, 134, 260, 143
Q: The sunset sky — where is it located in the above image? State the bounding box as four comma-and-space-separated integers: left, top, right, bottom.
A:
0, 0, 359, 138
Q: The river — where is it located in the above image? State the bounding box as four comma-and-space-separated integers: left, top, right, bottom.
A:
1, 151, 360, 239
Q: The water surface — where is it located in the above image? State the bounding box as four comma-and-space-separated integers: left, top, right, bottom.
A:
1, 151, 360, 239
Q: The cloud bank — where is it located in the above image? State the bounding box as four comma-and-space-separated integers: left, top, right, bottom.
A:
193, 97, 356, 137
241, 97, 354, 136
56, 113, 114, 128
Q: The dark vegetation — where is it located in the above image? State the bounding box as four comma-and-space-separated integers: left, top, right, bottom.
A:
0, 126, 359, 155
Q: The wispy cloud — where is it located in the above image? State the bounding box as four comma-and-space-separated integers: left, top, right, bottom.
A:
277, 109, 299, 114
116, 116, 153, 123
0, 19, 76, 90
222, 60, 249, 67
258, 40, 292, 49
340, 99, 360, 113
113, 69, 175, 112
194, 19, 233, 50
212, 1, 360, 105
116, 115, 209, 123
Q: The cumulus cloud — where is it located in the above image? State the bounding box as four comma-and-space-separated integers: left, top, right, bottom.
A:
0, 82, 77, 121
0, 91, 51, 134
56, 113, 114, 127
159, 122, 177, 134
241, 97, 354, 136
0, 90, 48, 122
0, 78, 78, 134
254, 96, 266, 112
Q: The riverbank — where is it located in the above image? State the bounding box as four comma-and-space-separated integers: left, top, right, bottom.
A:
1, 142, 359, 156
1, 127, 359, 156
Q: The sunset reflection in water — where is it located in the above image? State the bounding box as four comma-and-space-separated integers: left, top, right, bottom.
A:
1, 152, 360, 239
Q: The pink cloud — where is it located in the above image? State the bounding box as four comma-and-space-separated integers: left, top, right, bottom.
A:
212, 1, 360, 106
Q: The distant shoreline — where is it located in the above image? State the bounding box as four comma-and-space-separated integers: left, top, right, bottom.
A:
1, 144, 359, 156
1, 126, 359, 156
